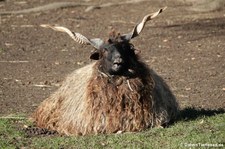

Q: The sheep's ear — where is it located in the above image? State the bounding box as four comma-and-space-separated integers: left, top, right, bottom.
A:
90, 50, 100, 60
121, 7, 166, 41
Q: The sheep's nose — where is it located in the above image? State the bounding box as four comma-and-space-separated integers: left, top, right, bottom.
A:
114, 56, 123, 64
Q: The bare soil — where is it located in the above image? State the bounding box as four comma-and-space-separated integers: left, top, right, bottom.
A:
0, 0, 224, 116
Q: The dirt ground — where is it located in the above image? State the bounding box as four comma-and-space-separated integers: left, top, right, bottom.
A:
0, 0, 224, 116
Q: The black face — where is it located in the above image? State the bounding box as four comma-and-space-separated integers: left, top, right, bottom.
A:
90, 41, 137, 75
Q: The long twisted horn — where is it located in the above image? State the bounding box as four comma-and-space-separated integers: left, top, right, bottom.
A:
122, 7, 167, 41
40, 24, 104, 49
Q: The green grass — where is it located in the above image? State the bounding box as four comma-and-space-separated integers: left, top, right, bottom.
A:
0, 48, 5, 52
0, 111, 224, 149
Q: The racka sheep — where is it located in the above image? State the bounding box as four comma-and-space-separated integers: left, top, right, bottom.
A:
31, 8, 179, 136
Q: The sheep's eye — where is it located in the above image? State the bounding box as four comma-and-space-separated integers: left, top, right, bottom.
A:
121, 43, 131, 52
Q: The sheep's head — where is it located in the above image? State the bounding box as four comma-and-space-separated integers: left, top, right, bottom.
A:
40, 7, 166, 75
90, 31, 138, 75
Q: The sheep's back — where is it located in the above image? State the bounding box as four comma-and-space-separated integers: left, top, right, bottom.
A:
149, 69, 179, 126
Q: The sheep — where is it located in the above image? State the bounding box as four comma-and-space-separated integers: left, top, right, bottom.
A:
31, 7, 179, 136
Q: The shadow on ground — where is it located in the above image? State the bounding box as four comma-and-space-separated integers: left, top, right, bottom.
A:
179, 107, 225, 121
